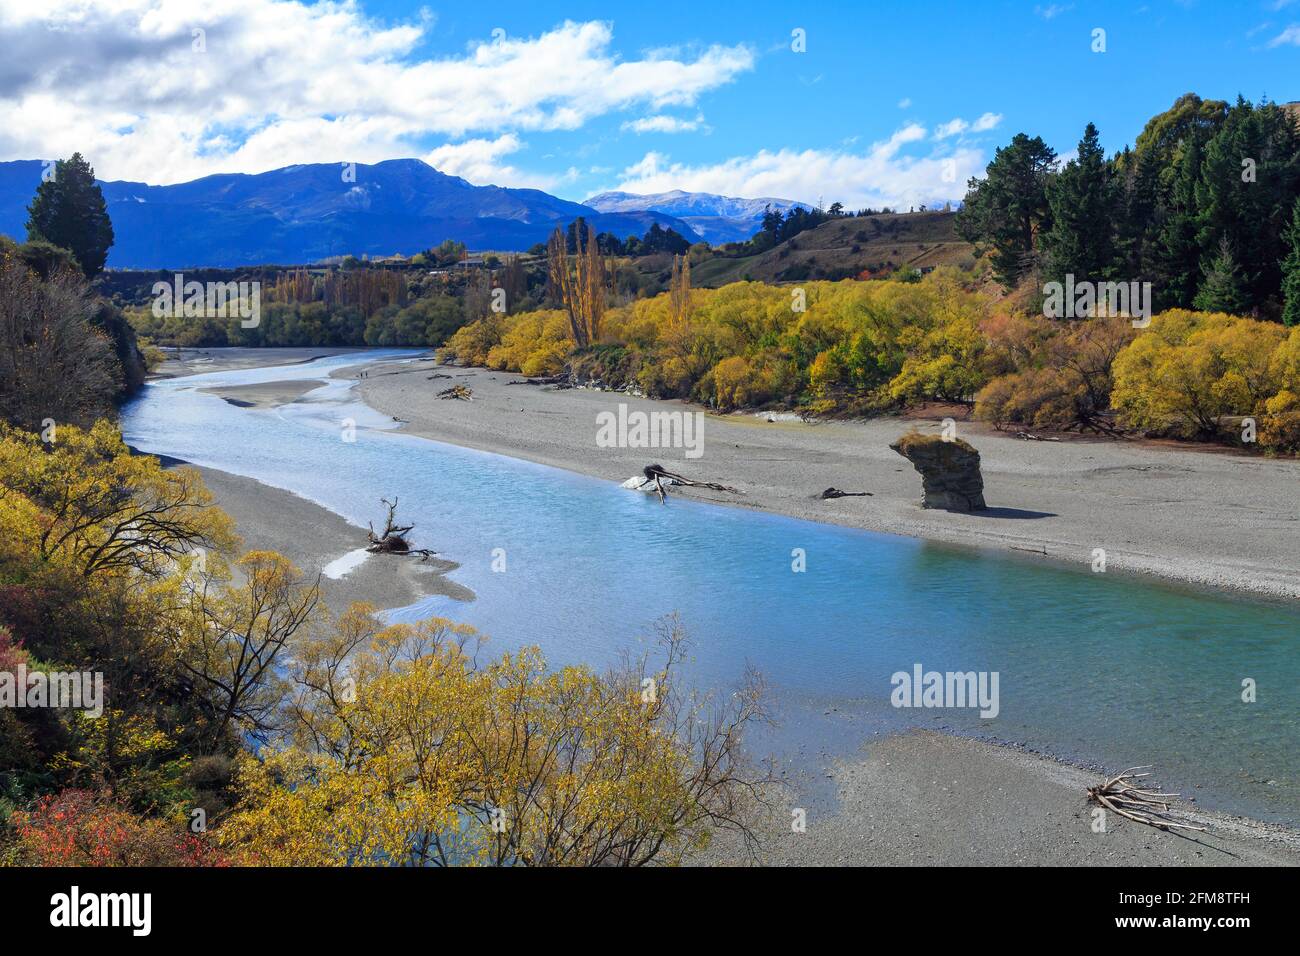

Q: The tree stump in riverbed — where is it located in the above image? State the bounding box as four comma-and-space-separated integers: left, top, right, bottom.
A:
366, 497, 435, 558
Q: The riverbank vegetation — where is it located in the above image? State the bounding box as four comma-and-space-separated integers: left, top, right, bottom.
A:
437, 94, 1300, 454
443, 265, 1300, 453
0, 420, 767, 865
1, 153, 773, 867
0, 238, 147, 430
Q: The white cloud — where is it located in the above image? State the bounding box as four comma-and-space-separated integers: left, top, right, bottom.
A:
609, 124, 982, 209
0, 2, 754, 184
1034, 4, 1074, 19
1269, 23, 1300, 45
420, 133, 575, 190
933, 112, 1001, 140
897, 97, 912, 109
934, 118, 968, 140
620, 113, 706, 134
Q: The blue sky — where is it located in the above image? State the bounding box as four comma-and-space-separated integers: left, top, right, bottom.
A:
1, 0, 1297, 206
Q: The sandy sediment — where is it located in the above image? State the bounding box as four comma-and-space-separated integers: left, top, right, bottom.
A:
698, 730, 1300, 866
151, 346, 373, 379
352, 359, 1300, 600
199, 380, 322, 408
190, 465, 473, 614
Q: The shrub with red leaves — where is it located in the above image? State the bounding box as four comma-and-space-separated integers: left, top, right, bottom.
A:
10, 790, 229, 867
0, 624, 27, 672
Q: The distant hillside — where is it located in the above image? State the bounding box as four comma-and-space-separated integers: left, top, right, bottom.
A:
690, 211, 975, 287
0, 158, 700, 269
586, 189, 809, 244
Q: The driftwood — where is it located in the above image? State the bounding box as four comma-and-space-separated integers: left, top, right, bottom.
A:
437, 384, 473, 401
996, 419, 1127, 439
820, 487, 873, 499
639, 463, 742, 505
1062, 418, 1128, 438
366, 497, 436, 559
1086, 766, 1206, 832
505, 373, 571, 387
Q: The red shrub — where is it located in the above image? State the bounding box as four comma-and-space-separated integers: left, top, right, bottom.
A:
11, 790, 229, 867
0, 624, 27, 672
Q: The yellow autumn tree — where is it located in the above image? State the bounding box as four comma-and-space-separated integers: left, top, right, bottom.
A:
1260, 325, 1300, 451
177, 551, 322, 749
0, 419, 330, 811
0, 420, 236, 582
1111, 310, 1287, 437
547, 224, 607, 348
220, 612, 768, 866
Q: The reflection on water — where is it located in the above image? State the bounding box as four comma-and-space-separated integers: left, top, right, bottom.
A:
122, 350, 1300, 823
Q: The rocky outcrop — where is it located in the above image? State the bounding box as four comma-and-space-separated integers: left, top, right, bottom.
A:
890, 432, 987, 512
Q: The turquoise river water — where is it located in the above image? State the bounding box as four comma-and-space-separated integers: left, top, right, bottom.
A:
120, 351, 1300, 824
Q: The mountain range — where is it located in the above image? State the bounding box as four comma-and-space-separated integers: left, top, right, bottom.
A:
0, 159, 710, 269
585, 189, 811, 244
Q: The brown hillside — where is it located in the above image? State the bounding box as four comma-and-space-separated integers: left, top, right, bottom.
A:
691, 210, 976, 287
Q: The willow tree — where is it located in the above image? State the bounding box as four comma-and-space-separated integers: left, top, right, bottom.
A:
547, 223, 607, 348
220, 614, 769, 866
0, 420, 236, 579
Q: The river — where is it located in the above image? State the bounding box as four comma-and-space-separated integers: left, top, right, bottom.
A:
121, 350, 1300, 824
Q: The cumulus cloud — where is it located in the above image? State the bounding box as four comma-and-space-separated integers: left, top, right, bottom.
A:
609, 124, 983, 210
0, 1, 754, 184
422, 133, 577, 190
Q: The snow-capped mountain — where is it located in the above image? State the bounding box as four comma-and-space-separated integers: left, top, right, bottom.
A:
585, 189, 812, 244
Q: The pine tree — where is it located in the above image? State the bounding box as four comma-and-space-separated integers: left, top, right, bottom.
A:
955, 133, 1058, 288
1194, 236, 1250, 314
1194, 98, 1300, 315
1115, 145, 1160, 283
1151, 136, 1206, 309
1043, 123, 1121, 290
1282, 196, 1300, 327
25, 153, 115, 277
